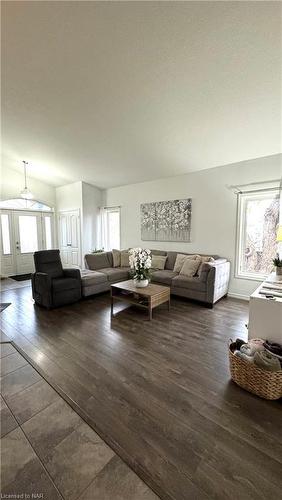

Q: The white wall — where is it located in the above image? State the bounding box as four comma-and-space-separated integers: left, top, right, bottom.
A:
55, 181, 83, 265
105, 154, 282, 298
82, 182, 102, 255
55, 181, 103, 263
55, 181, 83, 212
1, 165, 56, 207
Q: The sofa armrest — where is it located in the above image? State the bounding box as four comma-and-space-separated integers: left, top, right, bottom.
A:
211, 258, 227, 266
63, 268, 81, 280
33, 272, 52, 292
206, 261, 230, 304
199, 263, 213, 283
31, 272, 52, 308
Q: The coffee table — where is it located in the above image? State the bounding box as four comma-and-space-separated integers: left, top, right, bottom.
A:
111, 280, 170, 320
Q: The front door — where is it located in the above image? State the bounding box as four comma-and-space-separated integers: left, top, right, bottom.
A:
13, 211, 42, 274
0, 210, 54, 276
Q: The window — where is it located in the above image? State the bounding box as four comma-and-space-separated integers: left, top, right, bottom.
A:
0, 199, 52, 211
18, 215, 38, 253
236, 190, 280, 280
100, 207, 120, 251
1, 214, 11, 254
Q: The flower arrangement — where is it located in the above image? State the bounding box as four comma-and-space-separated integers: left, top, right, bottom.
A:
129, 248, 152, 282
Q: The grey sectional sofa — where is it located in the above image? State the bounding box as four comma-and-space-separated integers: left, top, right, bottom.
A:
83, 250, 230, 307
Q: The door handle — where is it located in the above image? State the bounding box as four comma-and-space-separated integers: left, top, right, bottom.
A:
67, 244, 72, 247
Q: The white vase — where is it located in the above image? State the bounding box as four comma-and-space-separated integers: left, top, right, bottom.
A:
134, 278, 149, 288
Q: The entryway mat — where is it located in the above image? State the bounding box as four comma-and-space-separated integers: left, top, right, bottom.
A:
0, 303, 11, 313
9, 274, 31, 282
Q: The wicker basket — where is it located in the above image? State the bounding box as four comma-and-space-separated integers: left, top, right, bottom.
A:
229, 342, 282, 400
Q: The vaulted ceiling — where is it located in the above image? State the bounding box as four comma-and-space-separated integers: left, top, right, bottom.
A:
2, 1, 281, 188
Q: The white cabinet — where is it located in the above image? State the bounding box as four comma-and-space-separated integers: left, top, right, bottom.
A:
58, 210, 81, 268
248, 274, 282, 343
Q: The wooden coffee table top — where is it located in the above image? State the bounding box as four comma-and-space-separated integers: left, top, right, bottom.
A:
111, 280, 170, 297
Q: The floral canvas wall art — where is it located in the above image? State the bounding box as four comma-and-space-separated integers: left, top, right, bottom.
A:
141, 199, 192, 242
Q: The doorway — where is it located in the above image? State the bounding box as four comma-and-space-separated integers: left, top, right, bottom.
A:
0, 210, 54, 276
58, 210, 81, 268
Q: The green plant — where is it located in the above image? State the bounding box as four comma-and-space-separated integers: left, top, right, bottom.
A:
92, 247, 104, 253
273, 255, 282, 267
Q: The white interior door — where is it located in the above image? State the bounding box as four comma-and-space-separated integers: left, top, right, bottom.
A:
58, 210, 81, 267
0, 210, 55, 276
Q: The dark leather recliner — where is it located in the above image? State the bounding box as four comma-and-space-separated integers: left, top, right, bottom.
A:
31, 250, 81, 308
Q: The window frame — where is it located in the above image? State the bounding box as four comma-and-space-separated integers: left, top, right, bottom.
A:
0, 198, 53, 211
0, 213, 12, 255
100, 206, 121, 251
43, 215, 53, 250
235, 189, 280, 281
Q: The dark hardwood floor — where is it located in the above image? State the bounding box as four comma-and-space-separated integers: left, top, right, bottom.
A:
1, 283, 281, 500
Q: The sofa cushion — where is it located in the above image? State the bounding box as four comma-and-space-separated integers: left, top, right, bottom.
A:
199, 262, 213, 281
80, 270, 108, 286
165, 252, 177, 270
173, 254, 200, 273
120, 250, 130, 267
112, 249, 121, 267
151, 270, 178, 286
106, 251, 114, 267
197, 256, 215, 276
99, 267, 131, 283
52, 277, 80, 292
166, 251, 217, 271
85, 252, 111, 270
171, 275, 207, 292
179, 257, 201, 277
151, 249, 167, 256
200, 255, 215, 263
151, 255, 167, 270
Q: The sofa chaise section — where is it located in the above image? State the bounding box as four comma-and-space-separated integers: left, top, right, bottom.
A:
83, 252, 130, 294
97, 267, 131, 283
80, 269, 109, 297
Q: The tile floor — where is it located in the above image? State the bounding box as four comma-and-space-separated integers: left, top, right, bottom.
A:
0, 342, 158, 500
1, 277, 31, 291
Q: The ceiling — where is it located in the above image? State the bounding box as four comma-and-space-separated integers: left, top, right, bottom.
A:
2, 1, 281, 189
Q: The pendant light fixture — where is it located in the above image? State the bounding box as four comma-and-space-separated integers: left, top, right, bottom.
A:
20, 160, 34, 199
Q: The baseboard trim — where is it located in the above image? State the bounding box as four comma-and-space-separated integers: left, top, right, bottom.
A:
228, 292, 249, 301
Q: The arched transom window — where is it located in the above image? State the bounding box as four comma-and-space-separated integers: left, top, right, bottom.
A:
0, 199, 53, 211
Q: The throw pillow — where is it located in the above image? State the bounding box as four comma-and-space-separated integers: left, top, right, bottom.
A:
173, 254, 199, 273
120, 250, 130, 267
112, 249, 121, 267
197, 256, 215, 276
200, 256, 215, 263
151, 255, 167, 270
179, 257, 201, 278
198, 262, 213, 281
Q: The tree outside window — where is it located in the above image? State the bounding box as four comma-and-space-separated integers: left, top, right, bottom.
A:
236, 190, 280, 279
